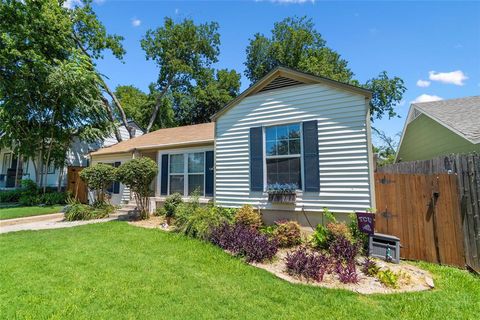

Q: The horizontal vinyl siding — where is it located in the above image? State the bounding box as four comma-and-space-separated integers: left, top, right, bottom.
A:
215, 83, 372, 213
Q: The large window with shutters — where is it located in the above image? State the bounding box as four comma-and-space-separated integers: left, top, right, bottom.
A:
169, 152, 205, 196
265, 123, 302, 189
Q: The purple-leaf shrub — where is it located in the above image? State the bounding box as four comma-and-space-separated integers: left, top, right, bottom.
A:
329, 235, 360, 265
336, 262, 359, 284
361, 257, 380, 276
285, 247, 330, 282
210, 222, 278, 263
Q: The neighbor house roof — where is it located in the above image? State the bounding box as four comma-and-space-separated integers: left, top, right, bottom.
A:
90, 122, 214, 156
412, 96, 480, 144
211, 66, 372, 121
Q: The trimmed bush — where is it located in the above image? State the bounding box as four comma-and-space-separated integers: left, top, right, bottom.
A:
79, 164, 116, 204
210, 222, 278, 263
116, 157, 158, 219
273, 220, 302, 248
285, 247, 330, 282
234, 204, 262, 229
163, 193, 183, 220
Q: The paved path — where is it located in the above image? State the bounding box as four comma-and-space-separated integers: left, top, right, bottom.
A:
0, 214, 118, 234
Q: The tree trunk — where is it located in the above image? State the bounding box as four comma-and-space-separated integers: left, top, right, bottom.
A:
72, 35, 132, 141
146, 77, 173, 133
102, 97, 123, 142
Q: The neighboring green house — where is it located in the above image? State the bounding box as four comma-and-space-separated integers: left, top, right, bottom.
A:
396, 96, 480, 162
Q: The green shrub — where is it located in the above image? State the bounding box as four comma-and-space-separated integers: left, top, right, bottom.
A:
64, 202, 113, 221
273, 220, 302, 248
0, 189, 22, 203
40, 192, 67, 205
377, 269, 399, 288
154, 207, 166, 217
20, 179, 39, 196
234, 205, 262, 229
116, 157, 158, 219
80, 164, 117, 204
163, 193, 183, 218
19, 195, 41, 206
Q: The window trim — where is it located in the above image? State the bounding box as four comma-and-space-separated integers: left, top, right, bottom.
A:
262, 122, 304, 191
168, 152, 206, 196
2, 153, 12, 174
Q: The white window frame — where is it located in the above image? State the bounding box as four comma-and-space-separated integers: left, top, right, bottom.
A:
168, 152, 206, 196
263, 122, 304, 191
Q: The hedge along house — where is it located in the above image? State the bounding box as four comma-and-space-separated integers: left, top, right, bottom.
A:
212, 67, 375, 226
89, 67, 375, 225
89, 122, 215, 206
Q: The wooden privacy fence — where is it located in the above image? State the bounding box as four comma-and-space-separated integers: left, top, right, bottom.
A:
376, 154, 480, 272
67, 166, 88, 204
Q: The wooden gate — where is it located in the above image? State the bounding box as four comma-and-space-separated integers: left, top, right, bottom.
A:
67, 166, 88, 204
374, 172, 465, 267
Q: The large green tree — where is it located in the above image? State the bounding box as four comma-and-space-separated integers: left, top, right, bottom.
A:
245, 16, 406, 121
141, 17, 240, 132
0, 0, 114, 188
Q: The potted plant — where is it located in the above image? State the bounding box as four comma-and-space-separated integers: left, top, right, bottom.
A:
267, 183, 298, 203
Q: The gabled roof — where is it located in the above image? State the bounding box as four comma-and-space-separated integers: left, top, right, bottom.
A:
90, 122, 214, 156
211, 66, 372, 121
412, 96, 480, 144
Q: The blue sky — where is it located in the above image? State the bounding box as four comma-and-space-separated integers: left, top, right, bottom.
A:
79, 0, 479, 144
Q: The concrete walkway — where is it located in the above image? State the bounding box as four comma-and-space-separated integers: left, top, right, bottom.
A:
0, 213, 117, 234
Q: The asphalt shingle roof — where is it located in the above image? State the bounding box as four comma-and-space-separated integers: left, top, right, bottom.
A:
413, 96, 480, 144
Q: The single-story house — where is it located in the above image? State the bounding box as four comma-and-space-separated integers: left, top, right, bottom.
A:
396, 96, 480, 162
90, 67, 376, 225
0, 121, 143, 189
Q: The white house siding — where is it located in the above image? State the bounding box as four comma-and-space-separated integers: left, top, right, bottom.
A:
214, 83, 374, 214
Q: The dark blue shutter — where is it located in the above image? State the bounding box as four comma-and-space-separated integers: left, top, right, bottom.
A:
113, 162, 121, 194
205, 151, 214, 197
250, 127, 264, 192
161, 154, 169, 195
303, 120, 320, 192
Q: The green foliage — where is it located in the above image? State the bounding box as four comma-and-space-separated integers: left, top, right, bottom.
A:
234, 205, 262, 229
80, 163, 117, 204
116, 157, 158, 219
348, 213, 369, 252
377, 269, 399, 288
114, 85, 153, 130
273, 220, 302, 248
310, 208, 338, 249
0, 190, 22, 203
163, 193, 184, 218
64, 202, 114, 221
140, 17, 240, 131
244, 16, 406, 121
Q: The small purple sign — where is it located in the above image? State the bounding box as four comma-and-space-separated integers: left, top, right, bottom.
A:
356, 212, 375, 235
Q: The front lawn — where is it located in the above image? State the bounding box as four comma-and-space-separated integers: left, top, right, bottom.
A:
0, 222, 478, 319
0, 205, 64, 220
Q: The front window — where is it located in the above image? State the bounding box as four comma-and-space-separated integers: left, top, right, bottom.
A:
169, 152, 205, 196
265, 123, 302, 189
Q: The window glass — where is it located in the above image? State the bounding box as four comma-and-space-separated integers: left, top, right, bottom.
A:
170, 175, 184, 195
265, 123, 302, 190
188, 175, 204, 195
266, 158, 301, 187
188, 153, 204, 173
169, 154, 184, 173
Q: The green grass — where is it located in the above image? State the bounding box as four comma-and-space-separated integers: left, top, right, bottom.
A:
0, 205, 64, 220
0, 222, 478, 319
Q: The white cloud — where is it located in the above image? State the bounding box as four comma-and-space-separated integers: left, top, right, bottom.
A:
131, 18, 141, 27
428, 70, 468, 86
411, 94, 443, 104
63, 0, 82, 9
175, 8, 179, 15
416, 79, 431, 88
